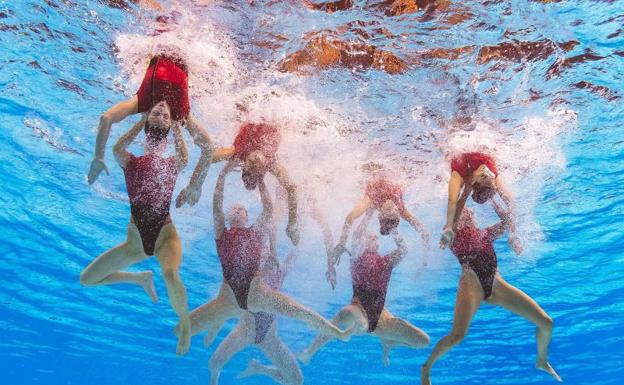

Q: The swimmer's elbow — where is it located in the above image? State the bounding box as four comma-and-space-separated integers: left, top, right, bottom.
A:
99, 111, 113, 128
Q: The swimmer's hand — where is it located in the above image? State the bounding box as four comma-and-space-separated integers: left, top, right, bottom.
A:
88, 157, 109, 184
439, 226, 455, 249
326, 266, 337, 290
421, 230, 431, 249
286, 220, 300, 246
508, 235, 523, 255
331, 243, 347, 266
176, 184, 201, 208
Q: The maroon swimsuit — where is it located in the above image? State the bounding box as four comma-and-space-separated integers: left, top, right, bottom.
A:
351, 250, 394, 332
123, 154, 178, 255
216, 227, 263, 310
450, 222, 505, 299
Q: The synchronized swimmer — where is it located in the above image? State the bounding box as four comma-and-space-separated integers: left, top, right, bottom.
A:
80, 4, 562, 385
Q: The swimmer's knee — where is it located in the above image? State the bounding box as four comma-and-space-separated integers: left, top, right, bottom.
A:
162, 266, 180, 283
448, 329, 467, 345
540, 315, 553, 332
79, 270, 96, 286
100, 111, 112, 125
422, 333, 431, 346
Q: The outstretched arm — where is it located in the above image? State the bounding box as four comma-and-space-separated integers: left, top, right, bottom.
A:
401, 207, 430, 245
386, 230, 408, 268
211, 147, 236, 164
269, 163, 299, 246
334, 196, 372, 254
89, 96, 139, 183
495, 176, 522, 255
486, 200, 510, 240
255, 178, 274, 237
112, 117, 144, 169
444, 171, 465, 229
440, 172, 469, 249
175, 115, 215, 207
213, 161, 236, 240
171, 123, 189, 172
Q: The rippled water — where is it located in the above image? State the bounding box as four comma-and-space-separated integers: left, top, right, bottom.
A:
1, 1, 623, 385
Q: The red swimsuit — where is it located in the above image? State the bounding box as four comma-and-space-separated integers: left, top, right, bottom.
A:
450, 222, 505, 299
136, 55, 190, 122
450, 152, 499, 180
365, 179, 405, 211
216, 227, 263, 310
351, 250, 394, 332
123, 154, 178, 256
232, 123, 281, 164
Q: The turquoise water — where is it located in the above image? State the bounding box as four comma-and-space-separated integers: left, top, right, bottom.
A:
1, 1, 623, 385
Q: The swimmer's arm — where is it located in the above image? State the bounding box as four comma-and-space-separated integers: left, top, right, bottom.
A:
387, 231, 408, 268
445, 171, 465, 229
95, 96, 139, 160
337, 196, 372, 249
350, 209, 374, 259
138, 0, 164, 11
401, 208, 428, 238
495, 177, 518, 234
488, 200, 510, 240
210, 147, 236, 164
213, 163, 234, 239
270, 164, 299, 245
184, 115, 215, 188
112, 117, 144, 168
256, 179, 275, 236
172, 123, 188, 171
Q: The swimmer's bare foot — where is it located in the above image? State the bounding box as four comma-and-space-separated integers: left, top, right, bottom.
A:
297, 349, 312, 365
536, 359, 562, 382
381, 339, 397, 367
138, 271, 158, 303
176, 317, 191, 355
421, 364, 432, 385
237, 359, 262, 379
381, 349, 390, 367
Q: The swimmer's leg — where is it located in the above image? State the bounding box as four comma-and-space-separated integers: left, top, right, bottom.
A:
298, 304, 366, 365
374, 309, 430, 366
240, 326, 303, 385
489, 274, 561, 382
79, 223, 156, 302
209, 319, 253, 385
182, 281, 241, 338
421, 268, 483, 385
154, 224, 191, 356
247, 277, 354, 342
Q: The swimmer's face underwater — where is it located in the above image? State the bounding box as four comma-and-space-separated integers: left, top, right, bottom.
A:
471, 164, 496, 204
379, 201, 400, 235
364, 232, 380, 253
242, 150, 268, 190
147, 101, 172, 131
144, 101, 172, 153
227, 204, 249, 228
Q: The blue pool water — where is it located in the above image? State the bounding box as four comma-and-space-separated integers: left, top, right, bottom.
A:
1, 1, 623, 385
